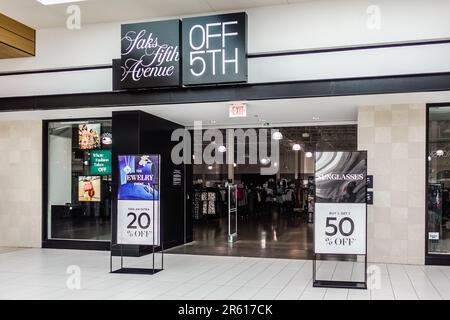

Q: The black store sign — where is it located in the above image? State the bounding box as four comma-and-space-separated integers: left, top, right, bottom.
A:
120, 20, 181, 89
117, 12, 247, 90
182, 12, 248, 86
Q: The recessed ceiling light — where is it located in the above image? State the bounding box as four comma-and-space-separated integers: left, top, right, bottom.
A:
312, 116, 320, 121
292, 144, 301, 151
37, 0, 87, 5
302, 132, 310, 138
207, 165, 213, 170
305, 152, 313, 158
218, 145, 226, 153
272, 131, 283, 140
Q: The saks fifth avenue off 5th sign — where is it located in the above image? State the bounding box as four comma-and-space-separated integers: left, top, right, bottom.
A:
120, 20, 181, 89
182, 12, 247, 85
118, 12, 247, 90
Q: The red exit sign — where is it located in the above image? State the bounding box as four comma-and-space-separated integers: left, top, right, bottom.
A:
229, 103, 247, 118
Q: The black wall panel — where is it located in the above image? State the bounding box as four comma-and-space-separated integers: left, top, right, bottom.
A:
112, 110, 186, 256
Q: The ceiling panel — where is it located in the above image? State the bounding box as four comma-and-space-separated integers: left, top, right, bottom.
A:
205, 0, 287, 11
0, 96, 356, 123
286, 0, 312, 3
0, 0, 293, 29
0, 0, 211, 29
0, 12, 35, 58
0, 42, 31, 58
2, 91, 450, 123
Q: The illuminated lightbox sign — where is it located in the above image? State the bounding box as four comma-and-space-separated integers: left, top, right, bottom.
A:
90, 150, 112, 175
182, 12, 248, 86
120, 20, 181, 89
115, 12, 247, 90
117, 155, 160, 245
314, 151, 368, 255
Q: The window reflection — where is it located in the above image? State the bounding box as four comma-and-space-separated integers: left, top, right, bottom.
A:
428, 107, 450, 254
47, 119, 112, 241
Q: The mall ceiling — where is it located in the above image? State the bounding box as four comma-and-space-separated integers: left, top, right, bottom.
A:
0, 0, 308, 29
280, 125, 357, 151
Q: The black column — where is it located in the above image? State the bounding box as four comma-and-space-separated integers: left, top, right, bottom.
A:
112, 110, 187, 256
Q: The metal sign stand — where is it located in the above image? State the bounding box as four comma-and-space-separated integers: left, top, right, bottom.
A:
110, 183, 164, 275
228, 184, 238, 243
313, 214, 368, 289
312, 151, 368, 290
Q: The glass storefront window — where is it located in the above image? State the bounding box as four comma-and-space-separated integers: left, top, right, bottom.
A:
427, 107, 450, 254
47, 119, 112, 241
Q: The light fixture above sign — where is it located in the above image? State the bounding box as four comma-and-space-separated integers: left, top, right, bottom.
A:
272, 131, 283, 140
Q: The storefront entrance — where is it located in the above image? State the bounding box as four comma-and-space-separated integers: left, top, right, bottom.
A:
169, 125, 358, 259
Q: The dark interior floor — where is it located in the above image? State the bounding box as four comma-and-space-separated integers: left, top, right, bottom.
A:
51, 218, 111, 241
168, 207, 315, 259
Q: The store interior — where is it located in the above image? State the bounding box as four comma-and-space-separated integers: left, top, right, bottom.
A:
45, 116, 358, 258
42, 98, 360, 256
47, 119, 112, 241
427, 106, 450, 254
169, 125, 358, 259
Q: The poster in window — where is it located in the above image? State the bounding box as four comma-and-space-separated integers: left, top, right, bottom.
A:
79, 123, 101, 150
78, 176, 101, 202
90, 150, 112, 175
117, 155, 160, 245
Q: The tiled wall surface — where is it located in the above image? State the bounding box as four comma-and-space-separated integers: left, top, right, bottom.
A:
358, 104, 426, 264
0, 121, 42, 248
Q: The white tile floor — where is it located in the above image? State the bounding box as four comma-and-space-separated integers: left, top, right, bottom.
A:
0, 248, 449, 300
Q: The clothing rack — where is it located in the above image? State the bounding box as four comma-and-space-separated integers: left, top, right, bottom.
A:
192, 187, 227, 220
